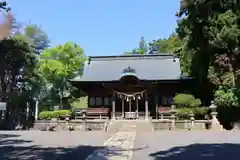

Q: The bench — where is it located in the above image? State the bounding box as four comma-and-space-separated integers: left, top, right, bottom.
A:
158, 106, 172, 119
86, 107, 109, 119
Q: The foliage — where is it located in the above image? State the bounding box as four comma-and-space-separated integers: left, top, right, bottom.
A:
16, 24, 50, 54
18, 25, 50, 110
39, 110, 72, 120
175, 107, 208, 120
214, 86, 239, 108
176, 0, 240, 87
175, 107, 193, 119
192, 107, 209, 119
173, 94, 202, 108
0, 1, 10, 11
149, 33, 182, 53
148, 33, 191, 75
39, 42, 86, 107
124, 37, 148, 55
0, 36, 37, 104
54, 109, 72, 118
39, 111, 53, 120
137, 37, 148, 54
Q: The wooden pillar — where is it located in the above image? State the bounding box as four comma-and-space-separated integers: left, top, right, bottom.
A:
129, 100, 131, 112
122, 99, 124, 118
145, 91, 148, 120
112, 92, 116, 119
155, 95, 158, 119
136, 99, 139, 118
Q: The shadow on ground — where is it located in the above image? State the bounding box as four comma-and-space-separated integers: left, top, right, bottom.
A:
0, 133, 144, 160
149, 143, 240, 160
0, 133, 105, 159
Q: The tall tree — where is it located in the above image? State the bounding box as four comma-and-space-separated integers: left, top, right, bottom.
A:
0, 36, 38, 127
16, 24, 50, 54
39, 42, 86, 107
176, 0, 240, 86
175, 0, 240, 105
138, 36, 148, 54
148, 33, 190, 75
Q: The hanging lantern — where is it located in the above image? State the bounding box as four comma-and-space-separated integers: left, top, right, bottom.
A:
126, 97, 129, 102
138, 96, 141, 100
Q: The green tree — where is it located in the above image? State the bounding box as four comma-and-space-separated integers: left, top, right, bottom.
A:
15, 24, 50, 54
176, 0, 240, 85
124, 37, 148, 55
149, 33, 182, 53
0, 36, 38, 126
148, 33, 190, 75
137, 36, 148, 54
175, 0, 240, 104
39, 42, 86, 107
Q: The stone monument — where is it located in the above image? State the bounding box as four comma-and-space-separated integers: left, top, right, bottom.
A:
209, 101, 224, 131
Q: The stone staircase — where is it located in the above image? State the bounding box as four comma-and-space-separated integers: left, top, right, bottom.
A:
107, 120, 153, 133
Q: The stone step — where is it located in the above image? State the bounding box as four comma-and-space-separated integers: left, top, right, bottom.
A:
107, 120, 153, 132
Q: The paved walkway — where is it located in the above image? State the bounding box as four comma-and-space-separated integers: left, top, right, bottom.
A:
85, 122, 137, 160
85, 131, 136, 160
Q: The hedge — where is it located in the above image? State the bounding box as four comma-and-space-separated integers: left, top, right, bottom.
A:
175, 107, 209, 120
39, 110, 72, 120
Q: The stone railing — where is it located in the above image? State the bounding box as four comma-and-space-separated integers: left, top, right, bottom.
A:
33, 119, 107, 131
152, 119, 212, 131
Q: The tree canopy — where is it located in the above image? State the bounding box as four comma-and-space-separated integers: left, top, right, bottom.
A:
39, 42, 86, 107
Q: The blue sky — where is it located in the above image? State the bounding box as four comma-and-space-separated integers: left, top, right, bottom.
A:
8, 0, 180, 56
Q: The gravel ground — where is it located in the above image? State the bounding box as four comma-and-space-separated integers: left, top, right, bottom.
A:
133, 131, 240, 160
0, 131, 112, 160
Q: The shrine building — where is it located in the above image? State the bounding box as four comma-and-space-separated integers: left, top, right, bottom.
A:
71, 54, 194, 120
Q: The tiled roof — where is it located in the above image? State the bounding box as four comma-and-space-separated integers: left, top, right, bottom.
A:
71, 53, 182, 82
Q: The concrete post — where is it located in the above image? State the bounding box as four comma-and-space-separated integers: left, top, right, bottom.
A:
35, 100, 39, 120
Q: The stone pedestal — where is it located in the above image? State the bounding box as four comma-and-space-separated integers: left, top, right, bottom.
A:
171, 114, 176, 129
190, 113, 195, 130
233, 121, 240, 130
211, 112, 223, 131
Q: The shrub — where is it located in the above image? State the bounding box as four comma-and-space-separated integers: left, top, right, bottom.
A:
175, 108, 193, 119
39, 110, 72, 120
39, 111, 54, 120
190, 99, 202, 107
214, 87, 239, 108
175, 107, 208, 120
55, 109, 72, 118
173, 93, 202, 108
193, 107, 209, 120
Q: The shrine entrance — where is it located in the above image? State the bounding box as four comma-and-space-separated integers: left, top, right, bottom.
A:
114, 90, 146, 119
109, 67, 150, 120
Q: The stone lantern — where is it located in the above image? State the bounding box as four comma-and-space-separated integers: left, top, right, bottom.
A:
209, 101, 223, 130
209, 101, 217, 112
170, 105, 176, 129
